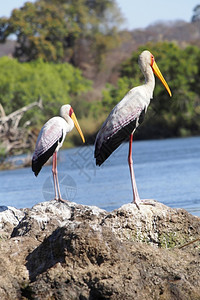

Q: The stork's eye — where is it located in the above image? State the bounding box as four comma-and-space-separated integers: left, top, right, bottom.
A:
150, 55, 154, 66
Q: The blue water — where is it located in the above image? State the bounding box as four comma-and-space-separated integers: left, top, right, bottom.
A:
0, 136, 200, 216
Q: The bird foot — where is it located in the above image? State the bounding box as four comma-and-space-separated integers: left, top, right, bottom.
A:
55, 197, 69, 204
132, 199, 156, 210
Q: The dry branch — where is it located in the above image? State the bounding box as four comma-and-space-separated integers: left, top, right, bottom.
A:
0, 98, 43, 159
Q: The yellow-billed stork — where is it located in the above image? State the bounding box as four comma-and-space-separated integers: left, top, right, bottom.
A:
94, 50, 172, 209
32, 104, 85, 202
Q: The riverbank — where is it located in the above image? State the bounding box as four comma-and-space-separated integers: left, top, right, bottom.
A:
0, 200, 200, 299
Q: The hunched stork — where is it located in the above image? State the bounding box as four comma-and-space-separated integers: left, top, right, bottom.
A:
32, 104, 85, 202
94, 50, 172, 209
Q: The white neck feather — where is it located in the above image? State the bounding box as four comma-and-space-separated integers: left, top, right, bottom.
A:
143, 65, 155, 99
60, 108, 74, 132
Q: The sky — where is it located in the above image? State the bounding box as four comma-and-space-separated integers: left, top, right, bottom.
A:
0, 0, 199, 30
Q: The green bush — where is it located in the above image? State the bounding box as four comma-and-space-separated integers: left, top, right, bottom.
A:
0, 56, 92, 125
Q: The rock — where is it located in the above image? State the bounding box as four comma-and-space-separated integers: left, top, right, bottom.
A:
103, 202, 200, 247
0, 205, 25, 238
0, 200, 200, 300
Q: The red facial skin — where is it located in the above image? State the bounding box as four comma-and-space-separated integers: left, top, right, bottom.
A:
69, 107, 74, 117
150, 54, 155, 67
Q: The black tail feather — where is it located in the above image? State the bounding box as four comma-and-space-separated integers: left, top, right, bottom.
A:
95, 118, 137, 166
32, 142, 58, 176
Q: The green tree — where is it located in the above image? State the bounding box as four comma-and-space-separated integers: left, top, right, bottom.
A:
0, 0, 123, 64
0, 56, 92, 124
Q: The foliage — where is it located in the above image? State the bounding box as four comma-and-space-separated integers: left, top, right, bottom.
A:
0, 0, 123, 64
0, 56, 92, 124
2, 40, 200, 153
97, 42, 200, 138
0, 145, 7, 162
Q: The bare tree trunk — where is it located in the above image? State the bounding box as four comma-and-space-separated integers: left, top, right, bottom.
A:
0, 98, 43, 160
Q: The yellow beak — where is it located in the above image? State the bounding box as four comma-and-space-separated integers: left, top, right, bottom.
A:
71, 112, 85, 143
152, 61, 172, 97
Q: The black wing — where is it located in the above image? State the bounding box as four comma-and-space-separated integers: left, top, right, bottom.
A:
95, 108, 146, 166
32, 130, 63, 176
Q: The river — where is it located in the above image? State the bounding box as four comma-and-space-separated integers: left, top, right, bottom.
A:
0, 136, 200, 216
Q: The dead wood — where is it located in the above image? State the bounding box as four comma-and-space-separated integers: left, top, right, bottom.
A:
0, 98, 43, 159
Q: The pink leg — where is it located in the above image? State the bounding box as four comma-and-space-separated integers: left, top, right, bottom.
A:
52, 152, 58, 200
52, 152, 68, 203
128, 134, 141, 209
128, 134, 155, 209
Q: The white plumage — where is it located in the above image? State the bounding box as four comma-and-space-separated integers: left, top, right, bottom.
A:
95, 50, 172, 208
33, 116, 73, 161
32, 104, 85, 202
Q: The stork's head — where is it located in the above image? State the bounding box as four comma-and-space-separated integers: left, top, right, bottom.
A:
139, 50, 172, 97
60, 104, 85, 143
60, 104, 71, 117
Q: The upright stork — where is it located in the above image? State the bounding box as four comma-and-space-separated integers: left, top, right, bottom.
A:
94, 50, 172, 209
32, 104, 85, 202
